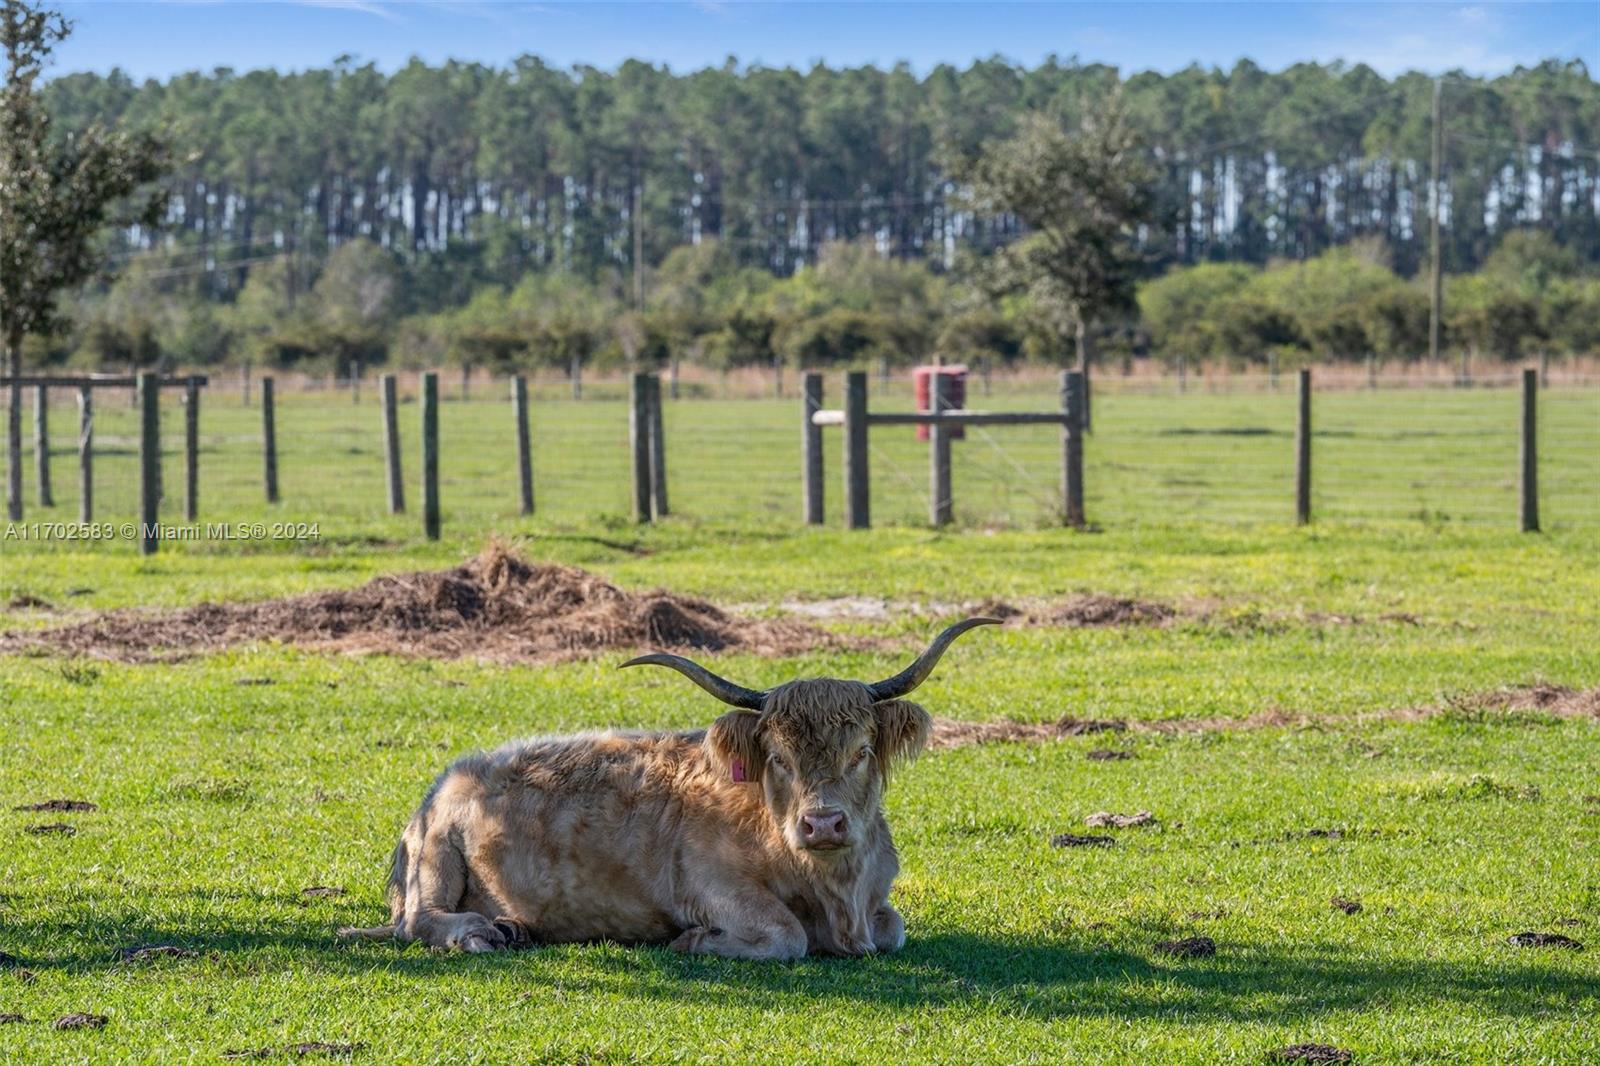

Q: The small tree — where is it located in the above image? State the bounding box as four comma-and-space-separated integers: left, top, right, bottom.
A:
964, 98, 1158, 371
311, 239, 399, 380
1, 0, 165, 517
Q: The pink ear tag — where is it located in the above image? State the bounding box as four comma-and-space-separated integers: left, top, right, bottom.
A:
730, 758, 748, 783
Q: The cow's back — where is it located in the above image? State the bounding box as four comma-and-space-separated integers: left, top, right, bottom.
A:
436, 729, 713, 944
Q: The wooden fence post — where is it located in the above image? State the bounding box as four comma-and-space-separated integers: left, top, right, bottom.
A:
1177, 356, 1187, 395
1367, 354, 1378, 390
184, 377, 200, 522
843, 370, 870, 529
77, 385, 92, 524
381, 373, 404, 514
33, 385, 52, 507
261, 376, 279, 503
647, 373, 668, 518
5, 380, 19, 521
513, 374, 534, 516
630, 372, 652, 523
1269, 352, 1279, 391
570, 353, 582, 400
1295, 368, 1312, 526
137, 371, 160, 555
802, 372, 824, 525
1062, 371, 1085, 529
1521, 366, 1539, 533
1081, 362, 1092, 433
421, 370, 440, 540
929, 372, 953, 526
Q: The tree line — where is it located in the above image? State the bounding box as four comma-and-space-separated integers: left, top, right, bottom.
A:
45, 53, 1599, 292
56, 226, 1600, 383
18, 36, 1600, 381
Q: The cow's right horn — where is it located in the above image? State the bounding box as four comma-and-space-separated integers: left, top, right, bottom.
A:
619, 652, 767, 710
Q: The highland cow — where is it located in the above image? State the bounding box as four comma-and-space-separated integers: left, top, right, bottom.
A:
340, 618, 996, 959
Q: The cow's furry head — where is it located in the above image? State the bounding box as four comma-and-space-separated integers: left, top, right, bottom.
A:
703, 681, 931, 854
623, 619, 994, 856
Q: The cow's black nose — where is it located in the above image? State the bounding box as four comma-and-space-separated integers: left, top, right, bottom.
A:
800, 808, 848, 845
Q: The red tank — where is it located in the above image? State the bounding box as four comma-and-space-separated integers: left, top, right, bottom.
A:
913, 365, 967, 441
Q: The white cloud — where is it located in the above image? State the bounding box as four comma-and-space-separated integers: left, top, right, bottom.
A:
288, 0, 405, 21
1307, 2, 1530, 75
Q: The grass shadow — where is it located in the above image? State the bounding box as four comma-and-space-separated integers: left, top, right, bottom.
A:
8, 908, 1594, 1025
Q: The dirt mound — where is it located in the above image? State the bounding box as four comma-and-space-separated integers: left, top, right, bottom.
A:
1269, 1045, 1352, 1065
1153, 935, 1216, 959
977, 594, 1175, 628
13, 799, 97, 813
1458, 683, 1600, 718
1506, 931, 1584, 950
925, 683, 1599, 750
1084, 810, 1156, 829
0, 543, 843, 664
927, 715, 1127, 750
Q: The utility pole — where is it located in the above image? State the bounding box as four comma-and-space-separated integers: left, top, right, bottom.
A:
632, 181, 645, 310
1428, 77, 1444, 369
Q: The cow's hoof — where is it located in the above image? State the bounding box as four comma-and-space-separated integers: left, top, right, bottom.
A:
492, 919, 529, 946
447, 919, 508, 953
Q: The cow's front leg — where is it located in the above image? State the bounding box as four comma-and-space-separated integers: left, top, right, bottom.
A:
870, 903, 906, 953
810, 908, 876, 957
670, 885, 807, 961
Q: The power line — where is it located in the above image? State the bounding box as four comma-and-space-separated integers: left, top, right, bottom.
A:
1446, 131, 1600, 161
102, 236, 285, 267
133, 251, 292, 280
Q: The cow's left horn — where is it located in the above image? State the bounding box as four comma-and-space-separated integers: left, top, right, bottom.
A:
619, 653, 767, 710
864, 617, 1000, 702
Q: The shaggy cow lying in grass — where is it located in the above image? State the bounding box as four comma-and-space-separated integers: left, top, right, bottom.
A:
341, 618, 997, 959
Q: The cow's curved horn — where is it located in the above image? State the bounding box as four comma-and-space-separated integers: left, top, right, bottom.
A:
865, 617, 1000, 702
618, 652, 767, 710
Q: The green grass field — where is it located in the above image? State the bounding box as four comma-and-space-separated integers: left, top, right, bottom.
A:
2, 382, 1598, 1063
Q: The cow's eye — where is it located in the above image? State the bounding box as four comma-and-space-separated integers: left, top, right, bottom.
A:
851, 746, 871, 767
766, 753, 791, 774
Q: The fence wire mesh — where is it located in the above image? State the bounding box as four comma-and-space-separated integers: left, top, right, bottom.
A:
7, 370, 1598, 537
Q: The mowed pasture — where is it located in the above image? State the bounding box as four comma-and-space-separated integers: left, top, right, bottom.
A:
2, 381, 1599, 1063
9, 375, 1600, 535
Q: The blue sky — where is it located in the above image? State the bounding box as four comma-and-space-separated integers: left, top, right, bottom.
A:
52, 1, 1598, 80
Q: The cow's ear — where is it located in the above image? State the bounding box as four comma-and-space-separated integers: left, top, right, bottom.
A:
872, 699, 931, 776
706, 709, 765, 782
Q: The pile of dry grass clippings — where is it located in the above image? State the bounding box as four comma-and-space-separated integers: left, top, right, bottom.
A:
0, 542, 845, 664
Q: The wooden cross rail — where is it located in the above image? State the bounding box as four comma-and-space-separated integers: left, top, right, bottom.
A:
802, 370, 1086, 530
4, 374, 209, 388
4, 373, 212, 532
810, 409, 1072, 427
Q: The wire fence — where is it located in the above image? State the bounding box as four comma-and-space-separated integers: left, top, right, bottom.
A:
5, 367, 1598, 539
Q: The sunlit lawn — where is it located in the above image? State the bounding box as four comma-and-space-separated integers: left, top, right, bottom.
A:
2, 380, 1598, 1062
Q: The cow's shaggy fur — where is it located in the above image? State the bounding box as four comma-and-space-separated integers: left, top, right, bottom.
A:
341, 679, 929, 959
